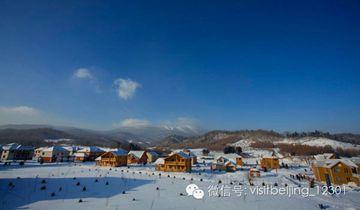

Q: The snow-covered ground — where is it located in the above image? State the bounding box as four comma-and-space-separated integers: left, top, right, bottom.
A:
276, 137, 358, 150
1, 160, 360, 210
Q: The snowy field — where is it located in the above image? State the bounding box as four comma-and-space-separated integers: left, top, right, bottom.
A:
1, 162, 360, 210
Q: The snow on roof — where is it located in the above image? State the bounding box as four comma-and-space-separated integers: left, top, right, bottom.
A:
175, 151, 191, 159
43, 146, 68, 152
110, 149, 128, 156
17, 145, 34, 150
63, 146, 81, 152
2, 143, 34, 151
225, 160, 236, 166
214, 156, 230, 162
350, 158, 360, 165
128, 150, 146, 159
250, 168, 260, 172
220, 153, 242, 160
172, 149, 196, 157
213, 156, 238, 165
95, 156, 101, 161
78, 146, 104, 153
2, 143, 20, 150
314, 153, 335, 161
154, 158, 165, 165
314, 159, 358, 169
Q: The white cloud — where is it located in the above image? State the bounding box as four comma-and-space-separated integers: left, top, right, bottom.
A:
0, 106, 39, 115
113, 118, 150, 127
73, 68, 94, 80
113, 78, 141, 100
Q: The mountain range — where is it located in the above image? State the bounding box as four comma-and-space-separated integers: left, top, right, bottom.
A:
0, 124, 359, 151
0, 124, 204, 147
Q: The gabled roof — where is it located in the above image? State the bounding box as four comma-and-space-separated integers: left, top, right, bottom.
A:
63, 146, 81, 152
110, 149, 128, 156
225, 160, 236, 166
154, 158, 165, 165
213, 156, 238, 166
43, 146, 68, 152
214, 156, 230, 162
314, 153, 335, 161
350, 158, 360, 165
78, 146, 104, 153
2, 143, 20, 150
17, 145, 34, 151
98, 149, 127, 158
173, 149, 196, 157
175, 151, 191, 159
128, 150, 146, 159
314, 159, 358, 169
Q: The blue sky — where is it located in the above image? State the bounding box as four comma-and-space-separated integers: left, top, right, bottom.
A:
0, 0, 359, 132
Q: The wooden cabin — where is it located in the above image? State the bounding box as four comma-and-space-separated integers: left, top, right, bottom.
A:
211, 156, 237, 172
128, 151, 148, 164
76, 146, 105, 161
260, 157, 279, 170
312, 159, 359, 186
236, 157, 243, 166
171, 149, 197, 165
146, 151, 159, 163
155, 152, 192, 172
249, 168, 261, 177
1, 143, 34, 162
183, 149, 197, 164
96, 149, 128, 167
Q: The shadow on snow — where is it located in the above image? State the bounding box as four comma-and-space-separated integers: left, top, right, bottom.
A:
0, 176, 152, 209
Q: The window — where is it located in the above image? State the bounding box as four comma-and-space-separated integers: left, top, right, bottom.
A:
352, 168, 357, 174
334, 167, 341, 173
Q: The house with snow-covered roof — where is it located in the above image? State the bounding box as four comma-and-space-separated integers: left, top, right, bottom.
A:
1, 143, 34, 162
128, 150, 148, 164
39, 146, 70, 162
211, 156, 237, 172
155, 152, 192, 172
312, 159, 359, 186
171, 149, 197, 165
76, 146, 105, 161
96, 149, 128, 167
314, 153, 336, 161
260, 156, 280, 170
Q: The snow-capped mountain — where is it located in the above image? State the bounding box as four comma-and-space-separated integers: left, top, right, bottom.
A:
107, 124, 204, 143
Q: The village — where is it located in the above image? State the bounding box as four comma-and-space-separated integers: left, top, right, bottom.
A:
1, 142, 360, 209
